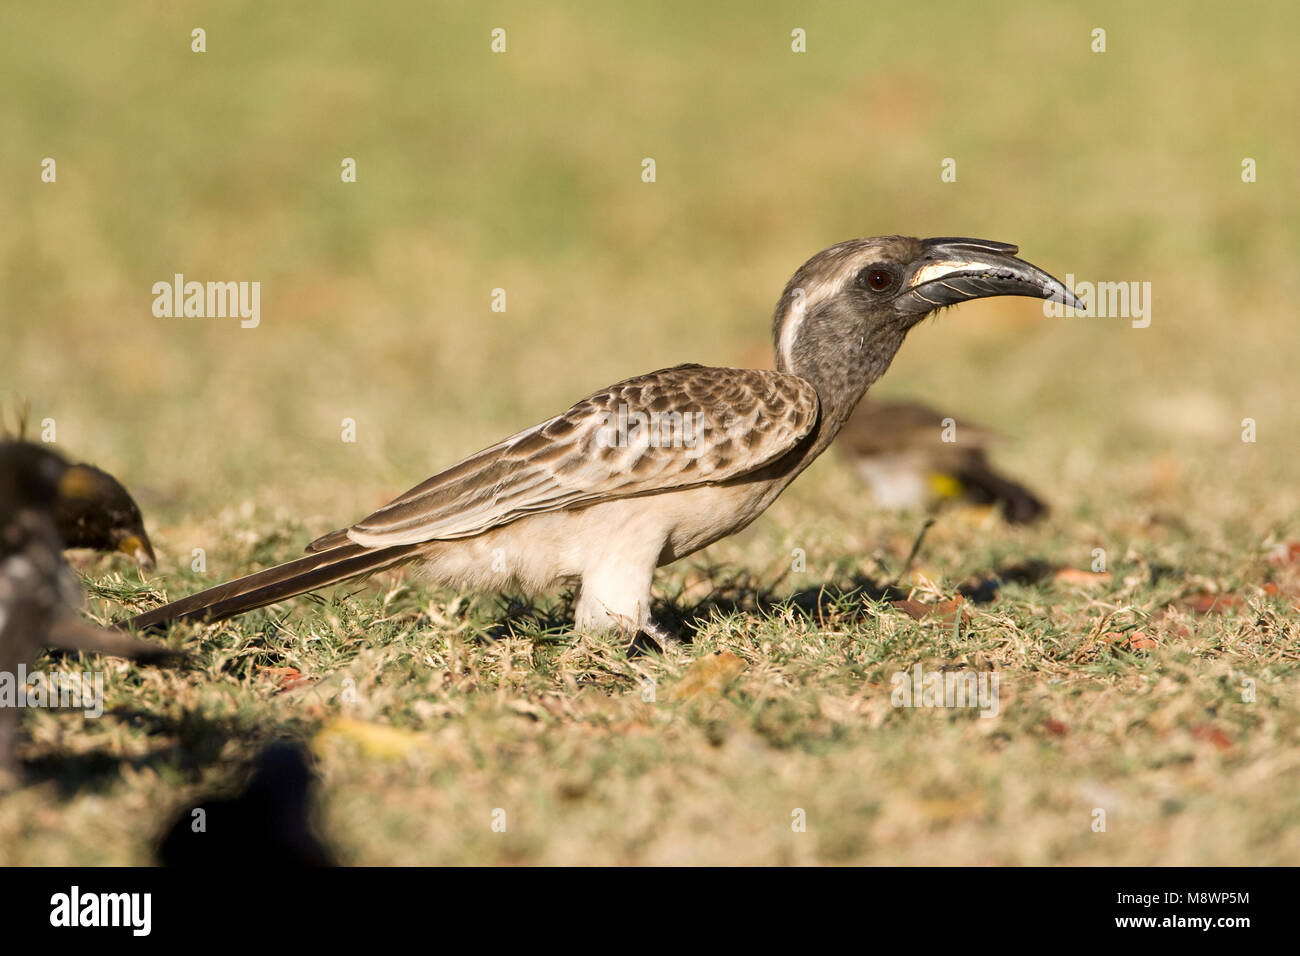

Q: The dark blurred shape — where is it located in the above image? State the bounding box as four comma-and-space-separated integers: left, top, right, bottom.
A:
838, 399, 1048, 524
158, 741, 337, 867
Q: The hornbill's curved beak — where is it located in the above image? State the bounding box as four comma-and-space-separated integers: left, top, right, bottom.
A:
895, 237, 1084, 315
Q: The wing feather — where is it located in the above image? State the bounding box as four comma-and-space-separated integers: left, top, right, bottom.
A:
337, 365, 818, 547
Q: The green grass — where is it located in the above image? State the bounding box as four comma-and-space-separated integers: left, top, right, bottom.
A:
1, 0, 1297, 864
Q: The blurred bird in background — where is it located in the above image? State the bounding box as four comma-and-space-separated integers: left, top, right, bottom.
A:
0, 441, 179, 784
837, 399, 1048, 524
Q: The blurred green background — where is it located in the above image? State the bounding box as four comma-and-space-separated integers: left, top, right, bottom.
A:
2, 0, 1297, 534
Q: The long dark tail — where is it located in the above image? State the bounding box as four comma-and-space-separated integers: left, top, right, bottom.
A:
128, 542, 424, 631
955, 454, 1049, 525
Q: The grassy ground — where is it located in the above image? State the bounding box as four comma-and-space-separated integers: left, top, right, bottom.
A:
1, 1, 1297, 864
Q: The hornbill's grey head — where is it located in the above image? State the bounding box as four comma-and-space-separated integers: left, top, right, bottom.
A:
772, 236, 1083, 390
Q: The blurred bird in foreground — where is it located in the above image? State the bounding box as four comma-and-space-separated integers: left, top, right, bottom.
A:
130, 236, 1080, 644
54, 462, 157, 568
1, 405, 156, 568
0, 441, 179, 783
157, 740, 337, 867
838, 399, 1048, 524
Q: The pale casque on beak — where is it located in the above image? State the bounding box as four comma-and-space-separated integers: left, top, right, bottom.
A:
894, 237, 1085, 316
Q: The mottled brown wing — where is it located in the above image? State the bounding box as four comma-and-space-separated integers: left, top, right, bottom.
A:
340, 365, 819, 547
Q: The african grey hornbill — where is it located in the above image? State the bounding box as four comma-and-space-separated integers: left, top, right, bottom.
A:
128, 236, 1081, 643
838, 398, 1048, 524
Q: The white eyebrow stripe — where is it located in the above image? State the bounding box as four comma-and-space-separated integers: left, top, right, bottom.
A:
777, 259, 865, 369
908, 259, 998, 287
778, 307, 806, 371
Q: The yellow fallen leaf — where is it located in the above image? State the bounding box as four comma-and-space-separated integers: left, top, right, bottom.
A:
314, 717, 427, 760
668, 651, 746, 701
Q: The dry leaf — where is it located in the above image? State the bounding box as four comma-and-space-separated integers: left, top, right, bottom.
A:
258, 666, 313, 692
1267, 542, 1300, 567
1053, 568, 1112, 587
1100, 631, 1158, 650
1184, 592, 1241, 615
891, 597, 968, 626
1190, 724, 1233, 751
932, 596, 969, 626
668, 651, 746, 701
314, 718, 427, 759
891, 599, 931, 620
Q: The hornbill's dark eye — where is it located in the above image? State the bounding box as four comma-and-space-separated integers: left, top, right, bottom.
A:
859, 266, 895, 293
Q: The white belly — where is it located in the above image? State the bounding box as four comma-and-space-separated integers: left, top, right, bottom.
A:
409, 478, 787, 633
